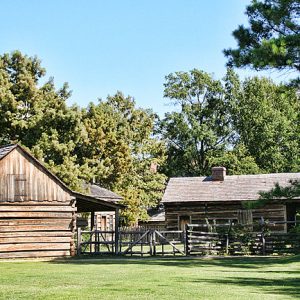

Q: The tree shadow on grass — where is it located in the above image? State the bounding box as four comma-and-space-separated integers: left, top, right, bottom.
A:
50, 255, 300, 270
182, 276, 300, 298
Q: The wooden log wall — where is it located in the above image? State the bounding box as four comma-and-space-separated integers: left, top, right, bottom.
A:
0, 148, 76, 259
165, 202, 286, 232
0, 201, 76, 258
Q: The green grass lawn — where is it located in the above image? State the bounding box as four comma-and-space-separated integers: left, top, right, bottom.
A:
0, 256, 299, 300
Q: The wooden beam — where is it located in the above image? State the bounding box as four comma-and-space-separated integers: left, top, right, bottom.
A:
0, 212, 72, 218
0, 206, 75, 212
0, 250, 70, 259
0, 225, 71, 232
0, 243, 70, 252
0, 231, 73, 238
0, 236, 71, 244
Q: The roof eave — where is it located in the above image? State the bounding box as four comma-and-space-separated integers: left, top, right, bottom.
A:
73, 192, 125, 209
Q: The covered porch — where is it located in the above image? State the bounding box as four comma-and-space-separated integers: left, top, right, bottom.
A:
73, 189, 124, 255
74, 192, 122, 230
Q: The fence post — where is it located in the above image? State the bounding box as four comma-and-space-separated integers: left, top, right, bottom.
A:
115, 208, 119, 255
259, 217, 266, 255
149, 230, 153, 256
225, 219, 232, 255
153, 230, 156, 256
185, 224, 190, 256
77, 227, 82, 256
225, 234, 229, 255
261, 231, 266, 255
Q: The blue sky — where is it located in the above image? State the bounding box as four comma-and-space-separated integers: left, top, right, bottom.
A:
0, 0, 284, 115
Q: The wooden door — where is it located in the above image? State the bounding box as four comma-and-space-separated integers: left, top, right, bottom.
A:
101, 216, 107, 230
179, 215, 190, 231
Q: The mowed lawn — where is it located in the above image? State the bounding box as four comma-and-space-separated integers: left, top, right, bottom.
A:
0, 256, 299, 300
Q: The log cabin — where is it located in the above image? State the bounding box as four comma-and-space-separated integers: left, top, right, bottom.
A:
0, 144, 122, 259
162, 167, 300, 232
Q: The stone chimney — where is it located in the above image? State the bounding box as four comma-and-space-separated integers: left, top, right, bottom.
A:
211, 167, 226, 181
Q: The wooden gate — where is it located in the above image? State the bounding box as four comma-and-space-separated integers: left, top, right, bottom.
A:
77, 228, 185, 256
119, 229, 185, 256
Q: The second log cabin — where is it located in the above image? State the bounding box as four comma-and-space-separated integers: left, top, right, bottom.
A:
162, 167, 300, 232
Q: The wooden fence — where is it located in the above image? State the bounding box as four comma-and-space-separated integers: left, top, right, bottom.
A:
77, 228, 185, 256
186, 221, 300, 256
77, 221, 300, 256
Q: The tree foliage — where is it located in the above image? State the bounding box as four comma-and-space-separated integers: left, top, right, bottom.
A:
229, 74, 300, 173
0, 51, 86, 190
224, 0, 300, 75
244, 180, 300, 209
159, 69, 232, 176
0, 51, 166, 225
80, 93, 166, 224
159, 68, 300, 177
209, 144, 261, 175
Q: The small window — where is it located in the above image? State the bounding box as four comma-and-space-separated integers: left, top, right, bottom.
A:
7, 174, 28, 201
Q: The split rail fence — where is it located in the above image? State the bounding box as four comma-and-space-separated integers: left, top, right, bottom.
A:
77, 221, 300, 256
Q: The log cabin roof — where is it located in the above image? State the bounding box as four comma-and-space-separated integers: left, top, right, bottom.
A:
84, 184, 122, 203
0, 144, 122, 210
147, 206, 165, 222
162, 173, 300, 203
0, 144, 18, 160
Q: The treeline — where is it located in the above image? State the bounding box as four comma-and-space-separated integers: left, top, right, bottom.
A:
0, 51, 299, 224
1, 0, 299, 223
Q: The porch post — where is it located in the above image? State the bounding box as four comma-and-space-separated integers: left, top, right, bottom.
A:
90, 211, 95, 253
77, 227, 82, 256
115, 208, 119, 254
91, 211, 95, 230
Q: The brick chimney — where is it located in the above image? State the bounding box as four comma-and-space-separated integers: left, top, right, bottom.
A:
212, 167, 226, 181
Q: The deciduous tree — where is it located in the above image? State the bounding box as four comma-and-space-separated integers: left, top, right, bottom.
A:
230, 76, 300, 173
159, 69, 232, 176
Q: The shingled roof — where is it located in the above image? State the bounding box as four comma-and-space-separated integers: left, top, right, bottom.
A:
88, 184, 122, 202
162, 173, 300, 203
0, 144, 17, 160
